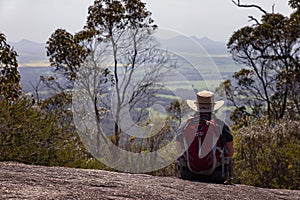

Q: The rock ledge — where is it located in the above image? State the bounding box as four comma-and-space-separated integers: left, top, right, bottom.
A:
0, 162, 299, 199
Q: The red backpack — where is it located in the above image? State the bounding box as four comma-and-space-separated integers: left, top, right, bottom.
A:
179, 114, 226, 176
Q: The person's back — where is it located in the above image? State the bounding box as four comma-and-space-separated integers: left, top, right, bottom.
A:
175, 90, 234, 183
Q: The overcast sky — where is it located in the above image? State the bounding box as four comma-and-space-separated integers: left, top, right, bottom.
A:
0, 0, 293, 43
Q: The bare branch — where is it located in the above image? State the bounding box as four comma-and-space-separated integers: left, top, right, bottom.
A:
232, 0, 267, 14
248, 16, 260, 25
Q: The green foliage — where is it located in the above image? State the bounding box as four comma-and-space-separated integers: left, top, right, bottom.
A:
0, 32, 107, 170
220, 2, 300, 123
289, 0, 300, 9
219, 1, 300, 190
233, 117, 300, 189
84, 0, 160, 147
86, 0, 156, 34
0, 33, 21, 101
166, 99, 184, 125
0, 97, 109, 170
46, 29, 89, 81
46, 0, 164, 149
40, 91, 72, 112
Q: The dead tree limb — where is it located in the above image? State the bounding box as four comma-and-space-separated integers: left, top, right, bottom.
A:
248, 16, 260, 25
232, 0, 267, 14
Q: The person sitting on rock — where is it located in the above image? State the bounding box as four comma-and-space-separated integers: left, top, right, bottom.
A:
175, 90, 234, 183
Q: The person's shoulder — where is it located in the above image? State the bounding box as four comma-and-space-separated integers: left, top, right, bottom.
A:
214, 118, 230, 129
214, 117, 225, 125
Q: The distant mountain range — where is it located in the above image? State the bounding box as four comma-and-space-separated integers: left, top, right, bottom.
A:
11, 39, 48, 67
13, 36, 238, 95
158, 36, 229, 56
10, 36, 232, 67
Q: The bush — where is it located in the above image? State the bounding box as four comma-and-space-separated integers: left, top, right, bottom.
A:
233, 117, 300, 189
0, 97, 108, 170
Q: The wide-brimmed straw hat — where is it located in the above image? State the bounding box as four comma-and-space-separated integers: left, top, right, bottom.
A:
186, 90, 224, 112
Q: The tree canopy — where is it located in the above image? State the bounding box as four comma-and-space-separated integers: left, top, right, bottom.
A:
0, 33, 21, 101
218, 1, 300, 124
46, 29, 89, 81
218, 1, 300, 189
46, 0, 172, 148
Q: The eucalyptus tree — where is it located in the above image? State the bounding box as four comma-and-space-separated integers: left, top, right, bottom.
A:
47, 0, 173, 147
0, 33, 21, 102
218, 1, 300, 124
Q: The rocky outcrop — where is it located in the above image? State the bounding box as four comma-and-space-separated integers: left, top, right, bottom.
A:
0, 162, 299, 199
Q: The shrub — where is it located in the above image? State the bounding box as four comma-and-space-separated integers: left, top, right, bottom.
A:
233, 117, 300, 189
0, 97, 108, 170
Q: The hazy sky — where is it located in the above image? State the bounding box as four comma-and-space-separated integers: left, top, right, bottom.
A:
0, 0, 293, 43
